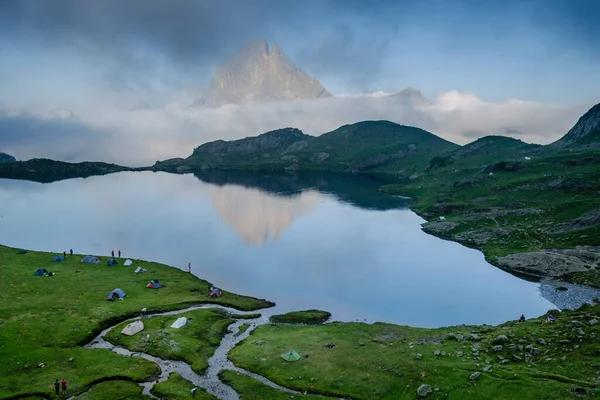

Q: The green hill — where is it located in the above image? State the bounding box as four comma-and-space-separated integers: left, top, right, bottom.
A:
0, 158, 133, 182
0, 151, 16, 163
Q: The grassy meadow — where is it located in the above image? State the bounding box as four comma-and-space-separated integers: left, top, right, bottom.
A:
0, 244, 272, 399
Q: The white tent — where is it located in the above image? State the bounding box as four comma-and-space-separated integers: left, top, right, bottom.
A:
121, 320, 144, 336
134, 267, 147, 274
124, 259, 133, 266
170, 317, 187, 329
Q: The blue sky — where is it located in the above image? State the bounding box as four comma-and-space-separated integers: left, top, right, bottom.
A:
0, 0, 598, 108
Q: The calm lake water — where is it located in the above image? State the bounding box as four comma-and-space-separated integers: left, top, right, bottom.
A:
0, 171, 558, 327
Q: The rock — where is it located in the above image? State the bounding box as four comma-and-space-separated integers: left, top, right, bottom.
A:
456, 334, 464, 342
415, 353, 422, 359
311, 152, 330, 163
588, 319, 598, 326
252, 340, 266, 345
492, 345, 503, 352
457, 351, 463, 357
501, 359, 510, 364
512, 355, 522, 362
466, 334, 479, 341
561, 356, 567, 361
494, 335, 509, 344
495, 249, 598, 277
417, 384, 433, 397
525, 353, 532, 363
434, 350, 441, 356
559, 339, 571, 344
575, 328, 585, 336
570, 320, 584, 328
469, 372, 481, 381
483, 365, 492, 372
446, 333, 456, 340
537, 338, 546, 345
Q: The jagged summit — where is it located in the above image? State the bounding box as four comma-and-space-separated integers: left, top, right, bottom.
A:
195, 40, 332, 107
552, 102, 600, 147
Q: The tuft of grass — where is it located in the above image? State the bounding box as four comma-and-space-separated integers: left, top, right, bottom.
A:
269, 310, 332, 325
151, 373, 217, 400
230, 304, 600, 399
0, 244, 273, 399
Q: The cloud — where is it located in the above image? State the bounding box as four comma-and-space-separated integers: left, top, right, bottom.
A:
1, 92, 591, 166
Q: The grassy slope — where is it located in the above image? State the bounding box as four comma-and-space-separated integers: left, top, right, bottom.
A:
381, 146, 600, 285
71, 380, 146, 400
270, 310, 332, 325
230, 305, 600, 399
219, 371, 325, 400
104, 309, 233, 374
0, 245, 272, 399
151, 373, 217, 400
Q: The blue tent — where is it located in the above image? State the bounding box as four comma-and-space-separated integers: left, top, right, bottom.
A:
17, 249, 27, 254
107, 258, 118, 266
34, 268, 48, 276
82, 255, 100, 264
106, 288, 126, 301
53, 255, 65, 262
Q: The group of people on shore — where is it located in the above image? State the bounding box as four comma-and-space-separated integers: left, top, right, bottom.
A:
111, 250, 121, 258
53, 378, 67, 395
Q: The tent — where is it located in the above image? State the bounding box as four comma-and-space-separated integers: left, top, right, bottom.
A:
146, 280, 163, 289
280, 350, 301, 362
82, 255, 100, 264
107, 258, 118, 266
34, 268, 48, 276
17, 249, 27, 254
209, 288, 222, 297
124, 259, 133, 266
106, 288, 126, 301
170, 317, 187, 329
53, 255, 65, 262
121, 320, 144, 336
134, 267, 147, 274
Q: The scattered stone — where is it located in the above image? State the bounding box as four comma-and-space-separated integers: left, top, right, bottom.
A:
466, 334, 479, 341
69, 358, 74, 362
559, 339, 571, 344
417, 384, 433, 397
446, 333, 456, 340
457, 351, 463, 357
252, 340, 266, 346
469, 372, 481, 381
441, 351, 446, 356
575, 328, 585, 336
492, 345, 503, 352
434, 350, 441, 356
494, 335, 509, 344
456, 334, 464, 342
497, 355, 504, 361
574, 345, 580, 349
415, 353, 422, 359
570, 321, 584, 329
512, 355, 522, 362
501, 359, 510, 365
589, 319, 598, 326
325, 343, 336, 349
483, 365, 492, 372
561, 356, 566, 361
37, 363, 45, 369
537, 338, 546, 345
525, 353, 532, 363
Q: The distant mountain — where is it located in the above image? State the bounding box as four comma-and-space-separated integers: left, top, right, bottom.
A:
195, 40, 332, 107
0, 158, 133, 183
552, 102, 600, 147
388, 88, 432, 106
154, 120, 458, 174
0, 152, 16, 163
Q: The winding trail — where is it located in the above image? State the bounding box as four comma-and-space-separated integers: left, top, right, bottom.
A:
83, 304, 317, 400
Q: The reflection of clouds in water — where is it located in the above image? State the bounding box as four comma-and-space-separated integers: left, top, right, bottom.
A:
204, 184, 321, 245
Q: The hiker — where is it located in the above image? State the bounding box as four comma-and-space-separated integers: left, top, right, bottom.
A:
61, 378, 67, 394
54, 379, 60, 395
547, 313, 555, 323
118, 250, 121, 258
155, 364, 160, 377
111, 250, 114, 257
70, 249, 73, 256
141, 307, 147, 318
518, 314, 525, 323
191, 387, 198, 398
63, 251, 66, 258
188, 262, 191, 273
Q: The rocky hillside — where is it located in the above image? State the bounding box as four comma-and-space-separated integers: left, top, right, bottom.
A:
0, 159, 133, 183
0, 152, 16, 163
195, 40, 332, 107
154, 121, 458, 174
552, 102, 600, 147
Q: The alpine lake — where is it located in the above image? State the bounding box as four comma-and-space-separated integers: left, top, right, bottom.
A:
0, 170, 592, 328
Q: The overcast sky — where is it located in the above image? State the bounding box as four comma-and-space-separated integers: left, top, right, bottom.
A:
0, 0, 598, 165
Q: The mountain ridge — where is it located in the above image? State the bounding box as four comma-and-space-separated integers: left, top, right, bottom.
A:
0, 152, 16, 163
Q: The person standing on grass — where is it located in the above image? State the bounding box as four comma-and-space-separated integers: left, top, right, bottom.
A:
61, 378, 67, 394
188, 263, 191, 273
54, 379, 60, 396
70, 249, 73, 256
63, 251, 66, 258
191, 387, 198, 398
118, 250, 121, 258
111, 250, 114, 257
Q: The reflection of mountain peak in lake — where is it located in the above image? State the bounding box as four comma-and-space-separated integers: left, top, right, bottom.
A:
205, 183, 321, 244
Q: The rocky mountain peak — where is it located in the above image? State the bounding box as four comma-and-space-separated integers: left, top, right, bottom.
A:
553, 102, 600, 147
0, 152, 16, 163
195, 40, 332, 107
390, 87, 432, 106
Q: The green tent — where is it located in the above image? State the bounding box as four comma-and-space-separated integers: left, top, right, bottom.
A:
17, 249, 27, 254
280, 350, 301, 362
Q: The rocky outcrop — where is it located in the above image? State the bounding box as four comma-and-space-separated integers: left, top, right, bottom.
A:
192, 128, 309, 155
543, 208, 600, 234
196, 40, 332, 107
495, 246, 600, 277
552, 102, 600, 147
0, 158, 132, 183
0, 152, 16, 163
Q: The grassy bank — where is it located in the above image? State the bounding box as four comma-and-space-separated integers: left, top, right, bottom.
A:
219, 371, 325, 399
230, 305, 600, 399
151, 373, 216, 400
0, 244, 272, 399
105, 309, 234, 374
269, 310, 332, 325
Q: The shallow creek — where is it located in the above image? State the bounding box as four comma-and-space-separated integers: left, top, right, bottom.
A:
81, 304, 318, 400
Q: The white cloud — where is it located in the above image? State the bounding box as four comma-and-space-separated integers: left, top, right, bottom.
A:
0, 92, 593, 166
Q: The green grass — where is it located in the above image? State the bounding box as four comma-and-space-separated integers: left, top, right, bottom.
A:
238, 323, 251, 335
230, 304, 600, 399
71, 380, 146, 400
151, 373, 217, 400
219, 370, 325, 399
269, 310, 332, 325
105, 309, 233, 374
0, 244, 273, 399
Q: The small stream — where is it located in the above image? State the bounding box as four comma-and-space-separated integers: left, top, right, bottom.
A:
83, 304, 315, 400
